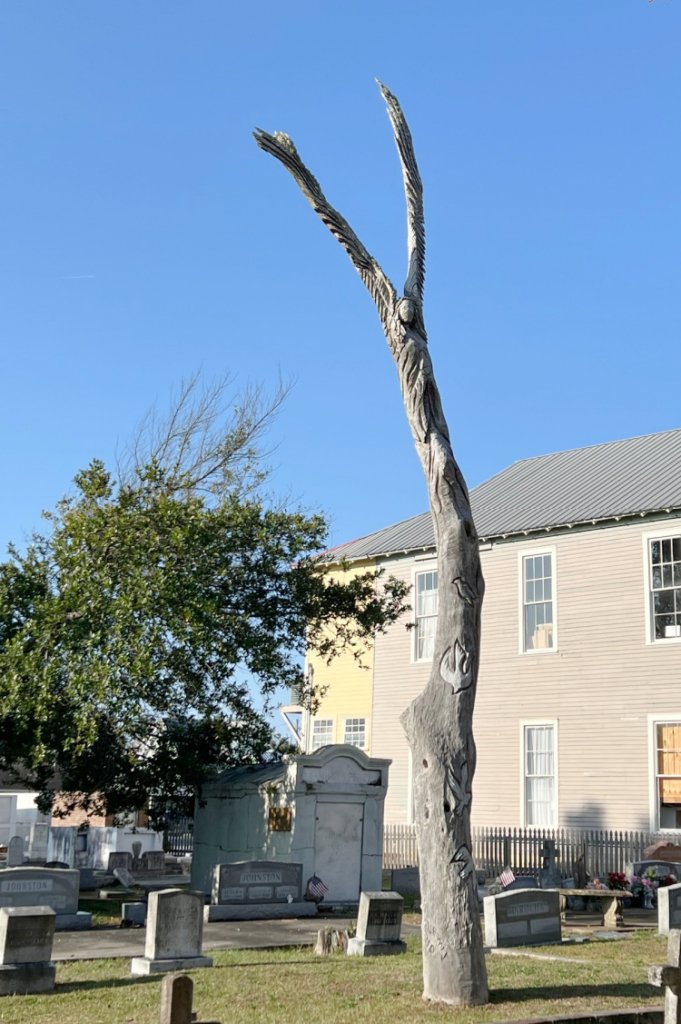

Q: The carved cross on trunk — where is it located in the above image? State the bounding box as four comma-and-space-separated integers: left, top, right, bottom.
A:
649, 929, 681, 1024
255, 82, 488, 1007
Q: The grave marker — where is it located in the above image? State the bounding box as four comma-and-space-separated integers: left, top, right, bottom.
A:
205, 861, 315, 921
649, 927, 681, 1024
0, 907, 56, 995
484, 889, 562, 948
0, 868, 91, 930
347, 892, 406, 957
660, 884, 681, 937
7, 837, 24, 868
131, 889, 212, 975
159, 973, 221, 1024
108, 851, 133, 873
142, 850, 166, 877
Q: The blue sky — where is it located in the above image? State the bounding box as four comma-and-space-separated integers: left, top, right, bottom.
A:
2, 1, 680, 555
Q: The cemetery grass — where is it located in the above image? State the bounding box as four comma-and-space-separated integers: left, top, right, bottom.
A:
78, 898, 125, 927
0, 931, 668, 1024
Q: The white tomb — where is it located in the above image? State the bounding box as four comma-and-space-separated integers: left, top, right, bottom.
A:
191, 746, 390, 907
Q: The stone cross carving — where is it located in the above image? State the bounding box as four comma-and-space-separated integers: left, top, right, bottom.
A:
649, 928, 681, 1023
255, 83, 488, 1007
159, 972, 221, 1024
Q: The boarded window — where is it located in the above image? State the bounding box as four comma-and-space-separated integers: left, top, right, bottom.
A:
656, 722, 681, 829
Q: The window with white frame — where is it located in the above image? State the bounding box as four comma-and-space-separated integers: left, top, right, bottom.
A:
522, 552, 554, 651
523, 724, 556, 826
649, 537, 681, 641
311, 719, 334, 751
653, 720, 681, 830
415, 569, 438, 661
343, 717, 366, 749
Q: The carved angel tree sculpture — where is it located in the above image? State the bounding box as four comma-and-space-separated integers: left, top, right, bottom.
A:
254, 84, 488, 1008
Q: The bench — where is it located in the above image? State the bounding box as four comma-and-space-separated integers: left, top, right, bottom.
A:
558, 888, 630, 929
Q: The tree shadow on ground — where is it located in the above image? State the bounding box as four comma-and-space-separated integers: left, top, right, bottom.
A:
55, 960, 316, 993
57, 975, 159, 994
491, 982, 656, 1004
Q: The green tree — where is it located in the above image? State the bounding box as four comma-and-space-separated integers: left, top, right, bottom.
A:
0, 377, 408, 817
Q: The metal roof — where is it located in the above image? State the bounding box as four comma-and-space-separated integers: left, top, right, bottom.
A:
329, 428, 681, 561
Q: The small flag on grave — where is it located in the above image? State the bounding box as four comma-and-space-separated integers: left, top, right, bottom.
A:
499, 867, 515, 888
306, 875, 329, 902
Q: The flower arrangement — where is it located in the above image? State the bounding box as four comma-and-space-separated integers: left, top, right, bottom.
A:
607, 871, 628, 891
629, 875, 649, 898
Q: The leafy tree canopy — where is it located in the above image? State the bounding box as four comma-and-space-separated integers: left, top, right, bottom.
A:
0, 377, 409, 818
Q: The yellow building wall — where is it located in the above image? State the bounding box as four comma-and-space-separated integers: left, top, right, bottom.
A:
306, 560, 375, 751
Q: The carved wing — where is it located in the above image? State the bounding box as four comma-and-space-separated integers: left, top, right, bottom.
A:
253, 129, 397, 330
377, 81, 426, 303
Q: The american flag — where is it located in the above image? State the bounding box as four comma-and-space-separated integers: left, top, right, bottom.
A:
306, 875, 329, 902
499, 867, 515, 888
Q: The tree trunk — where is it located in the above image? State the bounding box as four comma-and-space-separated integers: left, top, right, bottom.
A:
255, 82, 489, 1007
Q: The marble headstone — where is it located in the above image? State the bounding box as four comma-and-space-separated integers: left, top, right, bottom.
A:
131, 889, 212, 975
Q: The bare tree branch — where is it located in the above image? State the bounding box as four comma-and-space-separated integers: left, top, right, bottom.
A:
117, 372, 292, 497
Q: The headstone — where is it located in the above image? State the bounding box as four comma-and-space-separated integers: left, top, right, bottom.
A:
659, 883, 681, 936
108, 851, 133, 873
7, 837, 24, 868
159, 972, 222, 1024
484, 889, 562, 948
633, 860, 681, 882
141, 850, 166, 877
649, 927, 681, 1024
114, 867, 138, 890
539, 839, 561, 889
121, 902, 147, 927
0, 868, 91, 930
0, 907, 56, 995
29, 823, 49, 862
130, 889, 212, 975
389, 867, 420, 895
205, 861, 316, 921
347, 891, 406, 957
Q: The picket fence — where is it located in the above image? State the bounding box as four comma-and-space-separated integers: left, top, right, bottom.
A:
383, 823, 678, 879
